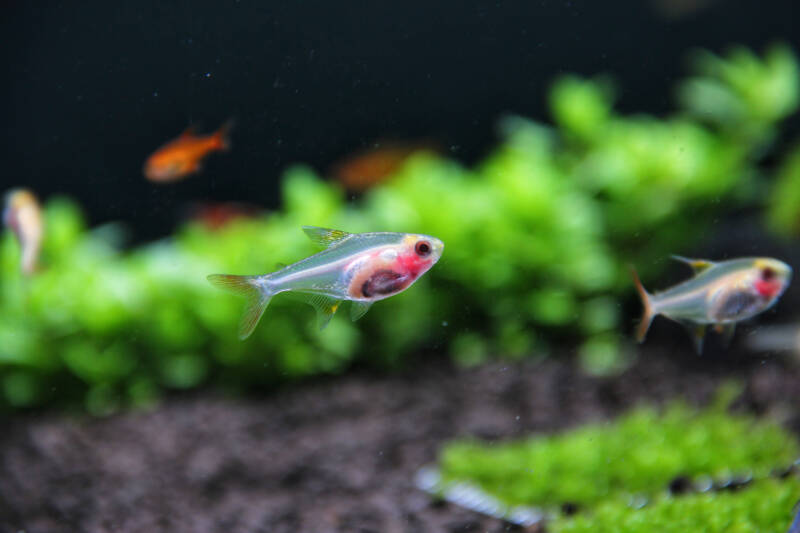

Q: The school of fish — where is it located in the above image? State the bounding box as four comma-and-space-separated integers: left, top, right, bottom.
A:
2, 124, 795, 352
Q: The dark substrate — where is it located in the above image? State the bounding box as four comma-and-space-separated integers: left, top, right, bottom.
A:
1, 345, 800, 533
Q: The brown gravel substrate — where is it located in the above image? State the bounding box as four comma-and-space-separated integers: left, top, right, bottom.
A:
1, 345, 799, 533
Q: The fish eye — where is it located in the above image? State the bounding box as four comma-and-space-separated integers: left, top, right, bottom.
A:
761, 267, 776, 281
415, 240, 431, 257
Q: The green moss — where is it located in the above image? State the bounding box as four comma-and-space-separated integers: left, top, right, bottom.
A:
438, 399, 799, 509
552, 478, 800, 533
0, 45, 798, 411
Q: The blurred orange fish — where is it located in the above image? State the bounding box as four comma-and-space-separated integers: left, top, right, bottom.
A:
3, 188, 44, 276
331, 141, 438, 192
184, 201, 262, 231
144, 120, 233, 182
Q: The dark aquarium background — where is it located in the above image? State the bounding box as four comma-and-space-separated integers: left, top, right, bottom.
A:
2, 0, 798, 240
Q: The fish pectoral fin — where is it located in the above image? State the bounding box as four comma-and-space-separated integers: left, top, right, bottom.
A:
671, 255, 716, 274
714, 323, 737, 348
350, 301, 373, 322
302, 226, 352, 248
289, 292, 342, 330
683, 322, 707, 355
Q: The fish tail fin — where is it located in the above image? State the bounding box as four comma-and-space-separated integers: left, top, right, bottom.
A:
213, 119, 235, 151
207, 274, 271, 339
630, 266, 656, 343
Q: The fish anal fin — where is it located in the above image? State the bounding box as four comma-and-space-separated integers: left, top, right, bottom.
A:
684, 323, 707, 354
714, 323, 736, 348
288, 292, 342, 330
350, 301, 373, 322
302, 226, 352, 248
671, 255, 716, 274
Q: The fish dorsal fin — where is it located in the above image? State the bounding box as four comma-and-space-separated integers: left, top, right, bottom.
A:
671, 255, 716, 274
350, 301, 373, 322
286, 292, 342, 330
302, 226, 352, 248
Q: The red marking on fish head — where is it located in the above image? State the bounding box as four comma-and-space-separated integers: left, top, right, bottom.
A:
755, 279, 782, 299
397, 251, 431, 279
754, 266, 784, 299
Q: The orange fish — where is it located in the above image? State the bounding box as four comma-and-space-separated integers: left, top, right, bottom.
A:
331, 141, 438, 192
144, 121, 233, 182
184, 201, 262, 231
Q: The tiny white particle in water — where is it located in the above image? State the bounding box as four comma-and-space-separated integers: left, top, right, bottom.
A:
204, 72, 211, 78
442, 321, 448, 327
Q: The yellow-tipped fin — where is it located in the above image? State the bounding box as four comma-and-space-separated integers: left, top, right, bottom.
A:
687, 323, 707, 354
671, 255, 716, 274
283, 291, 342, 330
207, 274, 271, 339
302, 226, 352, 248
630, 266, 656, 343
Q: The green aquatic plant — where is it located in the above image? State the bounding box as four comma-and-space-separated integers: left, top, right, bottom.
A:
437, 396, 799, 509
768, 142, 800, 236
552, 477, 800, 533
0, 45, 798, 411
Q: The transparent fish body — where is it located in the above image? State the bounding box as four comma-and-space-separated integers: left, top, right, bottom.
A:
208, 226, 444, 339
632, 256, 792, 353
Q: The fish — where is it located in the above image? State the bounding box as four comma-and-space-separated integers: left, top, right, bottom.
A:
789, 502, 800, 533
183, 201, 262, 231
331, 141, 438, 192
144, 120, 232, 182
3, 188, 44, 276
208, 226, 444, 339
631, 256, 792, 353
649, 0, 720, 20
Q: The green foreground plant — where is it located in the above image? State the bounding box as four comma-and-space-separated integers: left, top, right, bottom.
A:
438, 396, 799, 509
552, 478, 800, 533
436, 391, 800, 532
